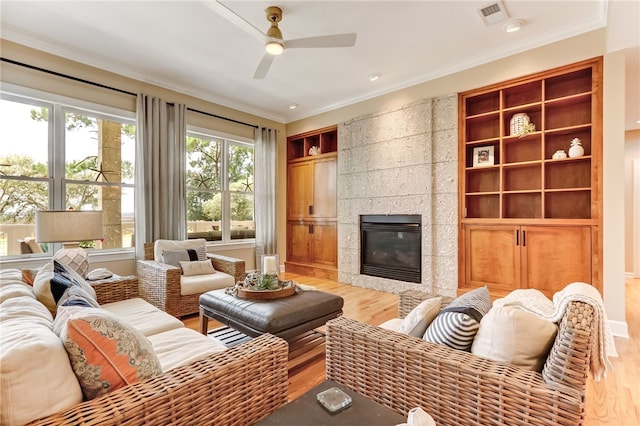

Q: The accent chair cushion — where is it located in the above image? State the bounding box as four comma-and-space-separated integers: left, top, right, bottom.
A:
23, 236, 44, 254
180, 272, 234, 296
180, 259, 216, 276
161, 248, 199, 269
471, 304, 558, 371
154, 239, 207, 262
399, 297, 442, 337
424, 286, 491, 351
57, 307, 162, 400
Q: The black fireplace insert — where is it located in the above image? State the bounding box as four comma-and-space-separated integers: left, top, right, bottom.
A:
360, 214, 421, 283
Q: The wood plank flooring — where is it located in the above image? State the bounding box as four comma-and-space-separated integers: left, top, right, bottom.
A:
183, 274, 639, 425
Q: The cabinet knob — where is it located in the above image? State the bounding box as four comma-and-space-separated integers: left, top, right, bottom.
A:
308, 205, 314, 215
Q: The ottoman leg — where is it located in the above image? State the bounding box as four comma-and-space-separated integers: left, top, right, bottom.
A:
199, 307, 209, 335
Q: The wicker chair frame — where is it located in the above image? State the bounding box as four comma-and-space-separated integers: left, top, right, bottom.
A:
137, 242, 245, 317
28, 276, 288, 426
326, 290, 595, 426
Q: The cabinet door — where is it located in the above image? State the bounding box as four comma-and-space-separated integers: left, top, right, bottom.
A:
521, 226, 592, 295
287, 162, 312, 219
464, 224, 521, 292
287, 221, 312, 263
311, 222, 337, 267
312, 157, 337, 218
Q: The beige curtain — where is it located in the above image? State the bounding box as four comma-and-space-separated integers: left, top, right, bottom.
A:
134, 94, 187, 258
254, 127, 278, 266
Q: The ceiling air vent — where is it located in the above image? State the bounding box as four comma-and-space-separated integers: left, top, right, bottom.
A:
478, 1, 509, 26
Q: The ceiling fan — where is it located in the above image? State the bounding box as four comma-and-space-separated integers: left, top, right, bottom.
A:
207, 2, 357, 79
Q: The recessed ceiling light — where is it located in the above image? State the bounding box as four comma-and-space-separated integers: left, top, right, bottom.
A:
368, 73, 382, 82
504, 20, 524, 33
636, 119, 640, 124
288, 103, 298, 110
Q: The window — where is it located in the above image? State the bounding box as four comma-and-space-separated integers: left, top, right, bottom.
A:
0, 92, 136, 257
186, 129, 254, 243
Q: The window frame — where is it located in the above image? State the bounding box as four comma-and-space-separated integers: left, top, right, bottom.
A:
186, 126, 255, 246
0, 84, 136, 260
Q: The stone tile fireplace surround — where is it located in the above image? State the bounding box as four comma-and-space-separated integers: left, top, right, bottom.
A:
337, 95, 459, 296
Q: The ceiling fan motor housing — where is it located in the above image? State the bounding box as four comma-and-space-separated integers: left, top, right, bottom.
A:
265, 6, 283, 40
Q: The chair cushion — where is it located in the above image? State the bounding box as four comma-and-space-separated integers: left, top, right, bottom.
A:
180, 259, 216, 276
102, 298, 184, 336
180, 272, 235, 296
399, 297, 442, 337
424, 286, 491, 351
378, 317, 403, 332
23, 236, 44, 253
148, 327, 227, 372
57, 307, 162, 400
471, 305, 558, 371
154, 239, 207, 262
161, 248, 199, 269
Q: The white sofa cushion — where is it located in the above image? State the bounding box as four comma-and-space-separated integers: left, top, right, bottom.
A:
399, 297, 442, 337
471, 305, 558, 371
102, 298, 184, 336
180, 272, 235, 296
148, 327, 227, 372
378, 317, 402, 332
1, 292, 82, 426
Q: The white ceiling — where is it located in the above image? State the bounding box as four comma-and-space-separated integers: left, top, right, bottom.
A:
1, 1, 638, 128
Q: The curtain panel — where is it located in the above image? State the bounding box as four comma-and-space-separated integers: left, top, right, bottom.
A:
254, 127, 278, 267
134, 94, 187, 259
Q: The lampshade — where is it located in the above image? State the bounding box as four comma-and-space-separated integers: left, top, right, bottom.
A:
36, 210, 104, 243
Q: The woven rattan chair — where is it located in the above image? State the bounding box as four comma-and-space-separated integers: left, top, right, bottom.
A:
326, 290, 596, 426
28, 277, 288, 426
136, 242, 245, 317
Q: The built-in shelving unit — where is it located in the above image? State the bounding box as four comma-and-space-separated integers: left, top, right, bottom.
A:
458, 57, 603, 297
286, 126, 338, 280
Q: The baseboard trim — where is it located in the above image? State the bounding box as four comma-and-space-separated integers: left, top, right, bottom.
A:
608, 319, 629, 339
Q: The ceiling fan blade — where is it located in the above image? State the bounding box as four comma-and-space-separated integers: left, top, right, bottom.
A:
284, 33, 357, 49
204, 1, 265, 43
253, 54, 275, 79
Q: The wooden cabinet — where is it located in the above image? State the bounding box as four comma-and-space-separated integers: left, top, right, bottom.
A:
459, 57, 602, 296
464, 224, 592, 298
286, 126, 338, 279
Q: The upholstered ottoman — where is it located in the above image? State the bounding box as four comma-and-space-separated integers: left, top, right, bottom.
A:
199, 288, 344, 341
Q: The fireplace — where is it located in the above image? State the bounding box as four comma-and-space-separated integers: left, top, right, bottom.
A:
360, 215, 421, 283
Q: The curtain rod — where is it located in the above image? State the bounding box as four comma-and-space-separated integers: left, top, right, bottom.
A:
1, 57, 259, 129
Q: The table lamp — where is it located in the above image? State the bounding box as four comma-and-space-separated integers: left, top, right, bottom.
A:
36, 210, 103, 278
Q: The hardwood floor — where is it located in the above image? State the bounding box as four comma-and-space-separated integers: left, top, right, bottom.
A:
184, 274, 639, 425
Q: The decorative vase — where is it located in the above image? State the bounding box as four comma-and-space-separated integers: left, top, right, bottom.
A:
568, 138, 584, 158
510, 113, 530, 136
552, 150, 567, 159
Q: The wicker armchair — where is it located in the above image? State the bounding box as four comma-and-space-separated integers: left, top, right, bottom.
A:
137, 242, 245, 317
326, 290, 596, 426
29, 275, 288, 426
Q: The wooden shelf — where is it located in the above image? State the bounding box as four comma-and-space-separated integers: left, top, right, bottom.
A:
287, 126, 337, 161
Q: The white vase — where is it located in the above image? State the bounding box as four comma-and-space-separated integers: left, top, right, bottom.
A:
510, 113, 530, 136
568, 142, 584, 158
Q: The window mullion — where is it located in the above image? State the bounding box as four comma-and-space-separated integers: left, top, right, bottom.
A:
221, 138, 230, 243
51, 105, 66, 211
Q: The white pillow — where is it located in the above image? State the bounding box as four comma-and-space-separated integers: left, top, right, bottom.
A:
154, 239, 207, 262
471, 305, 558, 371
180, 260, 216, 276
399, 297, 442, 337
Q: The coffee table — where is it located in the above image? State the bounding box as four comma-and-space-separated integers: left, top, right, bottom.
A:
255, 380, 406, 425
199, 288, 344, 341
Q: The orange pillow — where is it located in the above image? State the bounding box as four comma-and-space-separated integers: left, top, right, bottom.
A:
58, 308, 161, 400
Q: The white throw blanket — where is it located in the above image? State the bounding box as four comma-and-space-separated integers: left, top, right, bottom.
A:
494, 282, 617, 381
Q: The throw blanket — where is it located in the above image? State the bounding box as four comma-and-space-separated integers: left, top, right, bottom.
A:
495, 282, 617, 381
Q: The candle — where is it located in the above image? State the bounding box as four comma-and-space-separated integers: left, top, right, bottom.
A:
263, 255, 278, 275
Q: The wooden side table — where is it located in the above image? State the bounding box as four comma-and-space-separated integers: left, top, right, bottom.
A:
89, 274, 138, 304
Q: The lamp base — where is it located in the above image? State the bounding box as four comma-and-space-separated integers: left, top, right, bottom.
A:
54, 247, 89, 278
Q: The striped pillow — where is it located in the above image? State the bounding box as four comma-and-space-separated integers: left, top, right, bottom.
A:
423, 286, 491, 351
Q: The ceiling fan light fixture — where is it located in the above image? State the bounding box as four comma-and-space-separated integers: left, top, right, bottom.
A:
265, 41, 284, 55
504, 20, 524, 33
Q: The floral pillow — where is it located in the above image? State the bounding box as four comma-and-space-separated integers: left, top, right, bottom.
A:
57, 307, 162, 400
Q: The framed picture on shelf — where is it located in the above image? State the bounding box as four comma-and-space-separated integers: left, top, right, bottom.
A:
473, 145, 494, 167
